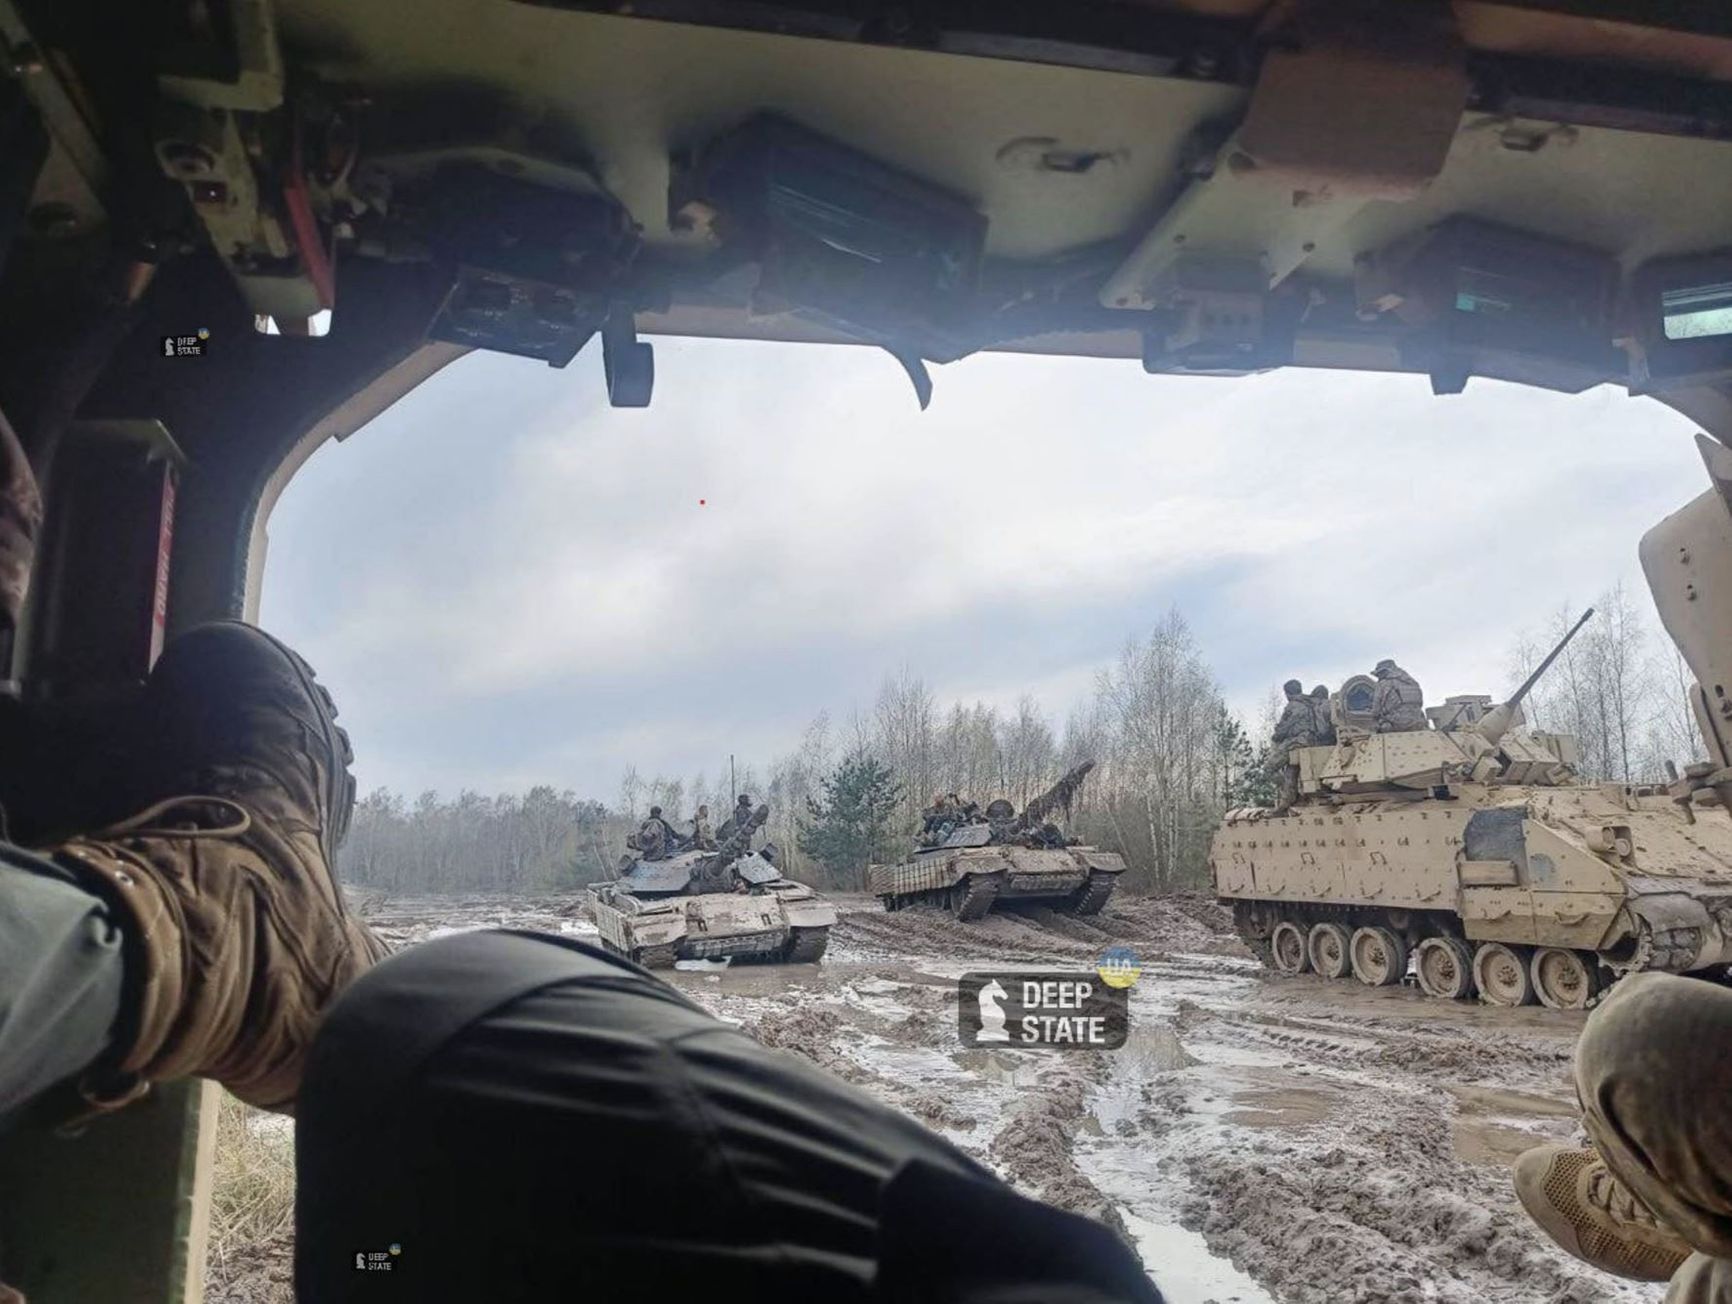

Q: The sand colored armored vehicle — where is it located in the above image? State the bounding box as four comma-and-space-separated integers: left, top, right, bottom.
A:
1214, 613, 1732, 1008
868, 762, 1125, 920
590, 804, 837, 967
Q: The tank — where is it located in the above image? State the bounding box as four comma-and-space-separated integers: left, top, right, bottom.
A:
1213, 611, 1732, 1008
868, 761, 1126, 920
589, 804, 838, 967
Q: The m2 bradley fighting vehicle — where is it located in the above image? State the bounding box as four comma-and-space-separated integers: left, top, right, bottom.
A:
589, 804, 837, 968
869, 762, 1125, 920
1213, 612, 1732, 1009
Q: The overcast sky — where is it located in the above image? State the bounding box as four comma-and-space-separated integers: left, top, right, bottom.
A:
258, 338, 1708, 799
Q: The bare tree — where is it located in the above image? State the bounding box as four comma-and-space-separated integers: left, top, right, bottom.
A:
1510, 587, 1666, 782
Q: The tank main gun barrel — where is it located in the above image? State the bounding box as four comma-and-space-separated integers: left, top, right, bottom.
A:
709, 803, 770, 869
1478, 607, 1595, 746
1018, 760, 1096, 829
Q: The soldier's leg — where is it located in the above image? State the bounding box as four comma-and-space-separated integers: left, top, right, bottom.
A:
296, 929, 1157, 1303
0, 622, 386, 1118
0, 846, 125, 1118
1516, 973, 1732, 1296
1579, 971, 1732, 1304
1278, 764, 1298, 810
1577, 974, 1732, 1260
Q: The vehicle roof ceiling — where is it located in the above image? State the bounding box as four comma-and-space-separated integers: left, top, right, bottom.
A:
268, 2, 1732, 375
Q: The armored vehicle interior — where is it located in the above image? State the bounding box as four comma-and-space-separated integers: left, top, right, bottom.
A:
7, 0, 1732, 1298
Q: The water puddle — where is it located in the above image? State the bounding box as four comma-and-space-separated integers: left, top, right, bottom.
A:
1125, 1213, 1278, 1304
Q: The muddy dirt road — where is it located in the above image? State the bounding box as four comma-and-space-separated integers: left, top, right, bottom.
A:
353, 890, 1663, 1304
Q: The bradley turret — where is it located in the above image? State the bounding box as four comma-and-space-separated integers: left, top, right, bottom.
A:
1211, 608, 1732, 1010
1298, 611, 1596, 799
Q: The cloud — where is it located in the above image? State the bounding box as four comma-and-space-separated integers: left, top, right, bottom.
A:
260, 340, 1708, 797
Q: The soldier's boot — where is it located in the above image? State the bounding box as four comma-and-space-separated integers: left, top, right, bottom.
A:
1513, 1143, 1693, 1282
48, 621, 389, 1114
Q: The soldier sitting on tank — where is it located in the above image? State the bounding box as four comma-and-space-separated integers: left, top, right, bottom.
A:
982, 798, 1017, 842
717, 792, 754, 843
637, 805, 675, 861
1309, 685, 1337, 746
688, 803, 716, 851
1370, 659, 1428, 732
918, 792, 950, 845
925, 793, 970, 846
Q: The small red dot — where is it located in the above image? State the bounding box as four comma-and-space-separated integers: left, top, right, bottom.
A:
699, 499, 707, 506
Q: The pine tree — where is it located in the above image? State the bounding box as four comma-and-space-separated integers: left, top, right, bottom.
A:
1211, 706, 1273, 808
798, 748, 905, 889
1240, 745, 1280, 809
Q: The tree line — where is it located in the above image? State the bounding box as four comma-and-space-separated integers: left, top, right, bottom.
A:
339, 590, 1703, 897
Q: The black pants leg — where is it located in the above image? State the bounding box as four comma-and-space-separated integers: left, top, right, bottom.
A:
296, 929, 1158, 1304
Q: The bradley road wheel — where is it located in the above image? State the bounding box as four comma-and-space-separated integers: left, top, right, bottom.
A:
1414, 936, 1476, 1000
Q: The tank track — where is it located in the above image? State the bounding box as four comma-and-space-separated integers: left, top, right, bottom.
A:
631, 942, 680, 969
1061, 870, 1117, 917
952, 872, 1003, 921
783, 926, 829, 963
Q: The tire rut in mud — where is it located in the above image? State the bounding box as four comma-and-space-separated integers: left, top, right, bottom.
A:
1175, 1089, 1624, 1304
986, 1058, 1138, 1250
831, 891, 1243, 966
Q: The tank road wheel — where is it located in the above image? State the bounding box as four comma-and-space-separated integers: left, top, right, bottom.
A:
1473, 942, 1537, 1006
1307, 922, 1352, 979
1349, 926, 1409, 987
1414, 937, 1477, 1000
1269, 921, 1311, 975
783, 927, 829, 964
1531, 947, 1601, 1010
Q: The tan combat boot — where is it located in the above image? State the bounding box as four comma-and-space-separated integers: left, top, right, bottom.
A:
48, 621, 389, 1114
1514, 1143, 1693, 1281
